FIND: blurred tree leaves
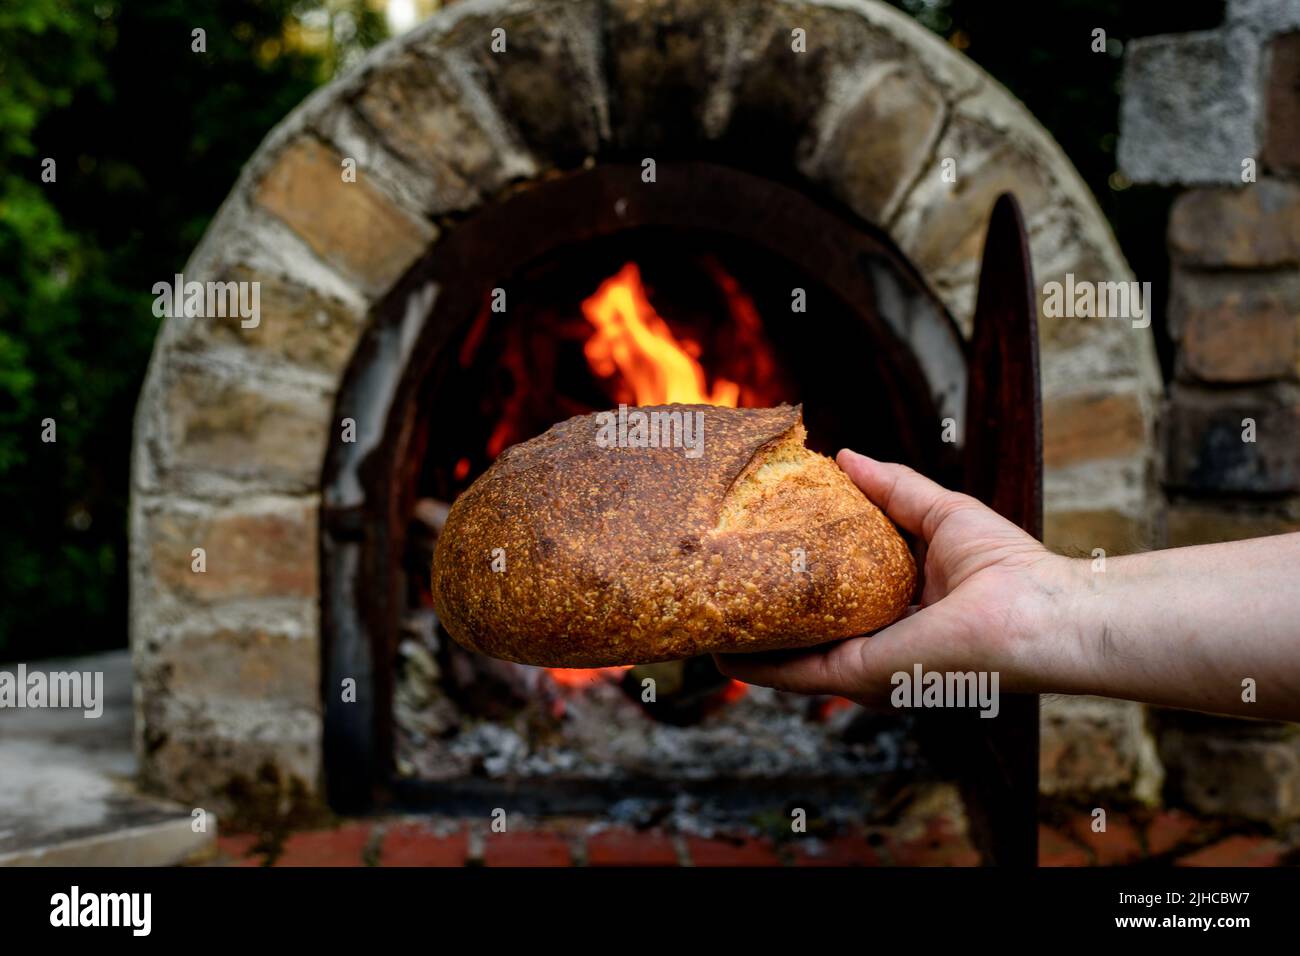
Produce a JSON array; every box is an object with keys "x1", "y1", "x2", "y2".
[{"x1": 0, "y1": 0, "x2": 383, "y2": 660}]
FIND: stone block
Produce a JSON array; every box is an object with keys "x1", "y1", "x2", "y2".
[
  {"x1": 178, "y1": 267, "x2": 365, "y2": 377},
  {"x1": 1043, "y1": 391, "x2": 1147, "y2": 468},
  {"x1": 1228, "y1": 0, "x2": 1300, "y2": 36},
  {"x1": 815, "y1": 63, "x2": 945, "y2": 224},
  {"x1": 145, "y1": 498, "x2": 318, "y2": 604},
  {"x1": 1170, "y1": 268, "x2": 1300, "y2": 382},
  {"x1": 891, "y1": 106, "x2": 1054, "y2": 279},
  {"x1": 604, "y1": 0, "x2": 777, "y2": 149},
  {"x1": 1044, "y1": 508, "x2": 1151, "y2": 557},
  {"x1": 1118, "y1": 29, "x2": 1261, "y2": 186},
  {"x1": 727, "y1": 2, "x2": 923, "y2": 168},
  {"x1": 1163, "y1": 383, "x2": 1300, "y2": 493},
  {"x1": 254, "y1": 138, "x2": 433, "y2": 292},
  {"x1": 1039, "y1": 696, "x2": 1163, "y2": 803},
  {"x1": 1158, "y1": 722, "x2": 1300, "y2": 822},
  {"x1": 152, "y1": 627, "x2": 318, "y2": 711},
  {"x1": 1169, "y1": 180, "x2": 1300, "y2": 267},
  {"x1": 1263, "y1": 31, "x2": 1300, "y2": 174},
  {"x1": 436, "y1": 0, "x2": 606, "y2": 162},
  {"x1": 353, "y1": 47, "x2": 528, "y2": 208},
  {"x1": 159, "y1": 361, "x2": 332, "y2": 493},
  {"x1": 139, "y1": 721, "x2": 322, "y2": 823},
  {"x1": 1167, "y1": 500, "x2": 1300, "y2": 547},
  {"x1": 1175, "y1": 834, "x2": 1290, "y2": 866}
]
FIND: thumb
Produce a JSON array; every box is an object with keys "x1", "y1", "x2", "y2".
[{"x1": 837, "y1": 449, "x2": 966, "y2": 541}]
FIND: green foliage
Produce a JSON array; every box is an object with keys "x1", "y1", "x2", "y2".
[{"x1": 0, "y1": 0, "x2": 381, "y2": 660}]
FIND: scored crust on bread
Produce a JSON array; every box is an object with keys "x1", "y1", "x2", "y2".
[{"x1": 431, "y1": 404, "x2": 917, "y2": 668}]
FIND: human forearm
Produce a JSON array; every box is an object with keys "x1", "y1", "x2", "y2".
[{"x1": 1032, "y1": 534, "x2": 1300, "y2": 720}]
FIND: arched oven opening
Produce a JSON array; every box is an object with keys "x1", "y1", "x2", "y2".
[{"x1": 321, "y1": 162, "x2": 970, "y2": 826}]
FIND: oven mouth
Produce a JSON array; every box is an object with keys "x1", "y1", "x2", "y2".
[{"x1": 320, "y1": 162, "x2": 968, "y2": 815}]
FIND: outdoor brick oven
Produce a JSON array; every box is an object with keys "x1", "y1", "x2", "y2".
[{"x1": 128, "y1": 0, "x2": 1163, "y2": 853}]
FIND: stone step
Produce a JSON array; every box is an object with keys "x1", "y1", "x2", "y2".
[{"x1": 0, "y1": 650, "x2": 216, "y2": 867}]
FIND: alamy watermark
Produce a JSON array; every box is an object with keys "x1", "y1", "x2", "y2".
[
  {"x1": 1041, "y1": 273, "x2": 1151, "y2": 329},
  {"x1": 890, "y1": 664, "x2": 1000, "y2": 718},
  {"x1": 595, "y1": 404, "x2": 705, "y2": 459},
  {"x1": 151, "y1": 273, "x2": 260, "y2": 328},
  {"x1": 50, "y1": 886, "x2": 151, "y2": 936},
  {"x1": 0, "y1": 663, "x2": 104, "y2": 718}
]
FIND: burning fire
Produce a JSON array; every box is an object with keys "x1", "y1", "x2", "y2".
[
  {"x1": 582, "y1": 262, "x2": 741, "y2": 407},
  {"x1": 547, "y1": 666, "x2": 631, "y2": 688}
]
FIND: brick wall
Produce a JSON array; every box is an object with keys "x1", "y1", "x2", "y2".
[{"x1": 1121, "y1": 1, "x2": 1300, "y2": 824}]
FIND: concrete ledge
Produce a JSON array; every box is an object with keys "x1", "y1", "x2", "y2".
[
  {"x1": 0, "y1": 651, "x2": 217, "y2": 867},
  {"x1": 0, "y1": 815, "x2": 215, "y2": 868}
]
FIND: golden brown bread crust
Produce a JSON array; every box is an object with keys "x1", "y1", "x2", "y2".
[{"x1": 431, "y1": 404, "x2": 916, "y2": 667}]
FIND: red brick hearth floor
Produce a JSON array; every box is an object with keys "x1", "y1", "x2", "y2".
[{"x1": 213, "y1": 805, "x2": 1300, "y2": 867}]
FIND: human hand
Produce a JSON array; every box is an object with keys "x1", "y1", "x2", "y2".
[{"x1": 714, "y1": 449, "x2": 1068, "y2": 708}]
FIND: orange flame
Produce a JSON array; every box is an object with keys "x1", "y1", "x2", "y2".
[
  {"x1": 581, "y1": 262, "x2": 740, "y2": 407},
  {"x1": 721, "y1": 679, "x2": 749, "y2": 705},
  {"x1": 547, "y1": 666, "x2": 633, "y2": 688}
]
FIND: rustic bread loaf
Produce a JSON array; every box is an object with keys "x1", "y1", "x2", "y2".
[{"x1": 431, "y1": 404, "x2": 916, "y2": 667}]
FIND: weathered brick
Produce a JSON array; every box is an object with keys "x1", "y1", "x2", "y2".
[
  {"x1": 147, "y1": 500, "x2": 317, "y2": 603},
  {"x1": 1040, "y1": 696, "x2": 1163, "y2": 802},
  {"x1": 1175, "y1": 834, "x2": 1289, "y2": 867},
  {"x1": 1118, "y1": 30, "x2": 1262, "y2": 186},
  {"x1": 275, "y1": 824, "x2": 373, "y2": 866},
  {"x1": 353, "y1": 51, "x2": 515, "y2": 209},
  {"x1": 733, "y1": 2, "x2": 892, "y2": 155},
  {"x1": 890, "y1": 814, "x2": 981, "y2": 867},
  {"x1": 585, "y1": 827, "x2": 679, "y2": 866},
  {"x1": 1167, "y1": 501, "x2": 1300, "y2": 547},
  {"x1": 139, "y1": 726, "x2": 322, "y2": 821},
  {"x1": 1169, "y1": 180, "x2": 1300, "y2": 268},
  {"x1": 1263, "y1": 32, "x2": 1300, "y2": 175},
  {"x1": 1034, "y1": 251, "x2": 1122, "y2": 352},
  {"x1": 153, "y1": 627, "x2": 318, "y2": 711},
  {"x1": 1065, "y1": 812, "x2": 1143, "y2": 866},
  {"x1": 1037, "y1": 824, "x2": 1090, "y2": 867},
  {"x1": 438, "y1": 1, "x2": 605, "y2": 162},
  {"x1": 604, "y1": 0, "x2": 773, "y2": 148},
  {"x1": 1159, "y1": 726, "x2": 1300, "y2": 822},
  {"x1": 685, "y1": 835, "x2": 781, "y2": 867},
  {"x1": 1043, "y1": 391, "x2": 1147, "y2": 467},
  {"x1": 1163, "y1": 384, "x2": 1300, "y2": 493},
  {"x1": 893, "y1": 109, "x2": 1054, "y2": 278},
  {"x1": 161, "y1": 363, "x2": 331, "y2": 492},
  {"x1": 1144, "y1": 809, "x2": 1210, "y2": 857},
  {"x1": 482, "y1": 830, "x2": 573, "y2": 867},
  {"x1": 182, "y1": 267, "x2": 364, "y2": 377},
  {"x1": 817, "y1": 64, "x2": 945, "y2": 223},
  {"x1": 789, "y1": 833, "x2": 883, "y2": 866},
  {"x1": 216, "y1": 833, "x2": 264, "y2": 867},
  {"x1": 1044, "y1": 508, "x2": 1151, "y2": 557},
  {"x1": 255, "y1": 138, "x2": 433, "y2": 291},
  {"x1": 1170, "y1": 268, "x2": 1299, "y2": 383},
  {"x1": 380, "y1": 823, "x2": 468, "y2": 867}
]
